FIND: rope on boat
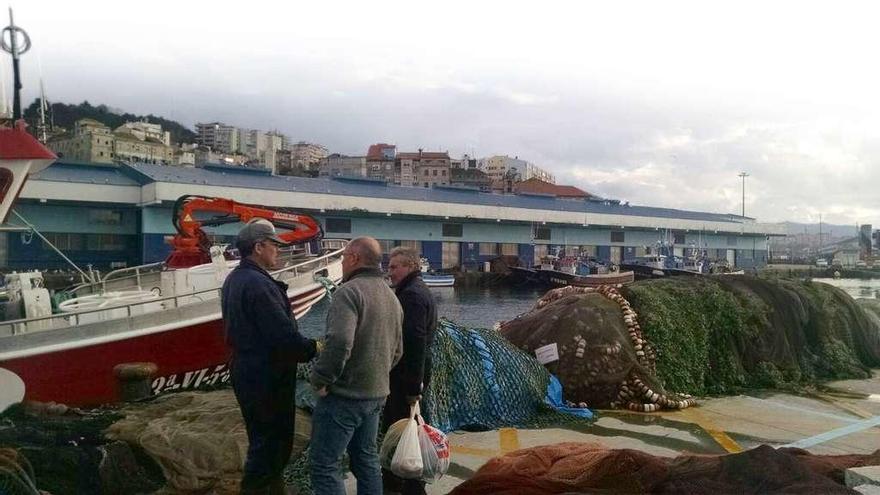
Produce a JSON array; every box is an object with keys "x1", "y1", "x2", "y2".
[{"x1": 315, "y1": 276, "x2": 338, "y2": 302}]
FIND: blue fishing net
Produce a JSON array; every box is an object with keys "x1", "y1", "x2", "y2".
[{"x1": 422, "y1": 320, "x2": 569, "y2": 432}]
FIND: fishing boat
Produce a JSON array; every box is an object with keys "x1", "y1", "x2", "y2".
[
  {"x1": 510, "y1": 254, "x2": 634, "y2": 288},
  {"x1": 619, "y1": 254, "x2": 701, "y2": 279},
  {"x1": 420, "y1": 258, "x2": 455, "y2": 287},
  {"x1": 0, "y1": 124, "x2": 345, "y2": 408}
]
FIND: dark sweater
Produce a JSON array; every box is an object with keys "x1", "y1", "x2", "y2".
[
  {"x1": 390, "y1": 270, "x2": 438, "y2": 396},
  {"x1": 221, "y1": 258, "x2": 317, "y2": 402}
]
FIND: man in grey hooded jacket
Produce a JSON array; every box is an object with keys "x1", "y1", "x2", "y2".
[{"x1": 309, "y1": 236, "x2": 403, "y2": 495}]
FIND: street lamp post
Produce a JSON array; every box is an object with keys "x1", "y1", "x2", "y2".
[{"x1": 738, "y1": 172, "x2": 749, "y2": 218}]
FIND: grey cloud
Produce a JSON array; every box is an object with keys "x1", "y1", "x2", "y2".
[{"x1": 18, "y1": 29, "x2": 880, "y2": 226}]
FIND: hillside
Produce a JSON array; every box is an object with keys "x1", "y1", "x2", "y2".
[
  {"x1": 770, "y1": 221, "x2": 861, "y2": 238},
  {"x1": 23, "y1": 99, "x2": 196, "y2": 145}
]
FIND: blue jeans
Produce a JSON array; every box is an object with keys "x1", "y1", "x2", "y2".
[{"x1": 310, "y1": 393, "x2": 386, "y2": 495}]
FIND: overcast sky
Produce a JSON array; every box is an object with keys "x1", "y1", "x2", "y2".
[{"x1": 9, "y1": 1, "x2": 880, "y2": 226}]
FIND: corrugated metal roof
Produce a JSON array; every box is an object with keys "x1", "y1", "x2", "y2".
[
  {"x1": 117, "y1": 162, "x2": 747, "y2": 224},
  {"x1": 31, "y1": 161, "x2": 141, "y2": 186}
]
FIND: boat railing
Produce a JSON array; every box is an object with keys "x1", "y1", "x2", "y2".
[
  {"x1": 69, "y1": 239, "x2": 347, "y2": 296},
  {"x1": 1, "y1": 241, "x2": 346, "y2": 337},
  {"x1": 99, "y1": 262, "x2": 166, "y2": 292},
  {"x1": 270, "y1": 242, "x2": 343, "y2": 280}
]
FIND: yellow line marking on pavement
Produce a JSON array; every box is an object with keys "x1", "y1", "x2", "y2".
[
  {"x1": 449, "y1": 444, "x2": 497, "y2": 457},
  {"x1": 811, "y1": 392, "x2": 874, "y2": 419},
  {"x1": 499, "y1": 427, "x2": 521, "y2": 453},
  {"x1": 602, "y1": 407, "x2": 743, "y2": 453},
  {"x1": 675, "y1": 407, "x2": 743, "y2": 453}
]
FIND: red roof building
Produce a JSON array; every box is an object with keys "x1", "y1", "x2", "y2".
[
  {"x1": 366, "y1": 143, "x2": 396, "y2": 160},
  {"x1": 515, "y1": 177, "x2": 593, "y2": 199}
]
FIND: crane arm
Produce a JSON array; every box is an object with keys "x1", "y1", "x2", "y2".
[{"x1": 166, "y1": 195, "x2": 323, "y2": 268}]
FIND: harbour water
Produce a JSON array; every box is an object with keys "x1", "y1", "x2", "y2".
[
  {"x1": 298, "y1": 285, "x2": 546, "y2": 338},
  {"x1": 813, "y1": 278, "x2": 880, "y2": 300},
  {"x1": 299, "y1": 277, "x2": 880, "y2": 338}
]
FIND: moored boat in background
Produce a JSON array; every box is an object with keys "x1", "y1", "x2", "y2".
[
  {"x1": 420, "y1": 258, "x2": 455, "y2": 287},
  {"x1": 509, "y1": 254, "x2": 634, "y2": 288}
]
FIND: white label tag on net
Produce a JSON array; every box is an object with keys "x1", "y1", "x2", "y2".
[{"x1": 534, "y1": 343, "x2": 560, "y2": 365}]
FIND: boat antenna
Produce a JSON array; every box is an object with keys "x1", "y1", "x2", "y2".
[{"x1": 1, "y1": 8, "x2": 30, "y2": 121}]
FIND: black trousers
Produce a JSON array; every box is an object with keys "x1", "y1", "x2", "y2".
[
  {"x1": 234, "y1": 380, "x2": 297, "y2": 491},
  {"x1": 382, "y1": 384, "x2": 427, "y2": 495}
]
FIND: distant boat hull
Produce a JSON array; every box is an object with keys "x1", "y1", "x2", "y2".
[
  {"x1": 619, "y1": 263, "x2": 704, "y2": 280},
  {"x1": 423, "y1": 274, "x2": 455, "y2": 287},
  {"x1": 509, "y1": 266, "x2": 634, "y2": 288}
]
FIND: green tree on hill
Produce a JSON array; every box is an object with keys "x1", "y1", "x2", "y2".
[{"x1": 23, "y1": 99, "x2": 197, "y2": 145}]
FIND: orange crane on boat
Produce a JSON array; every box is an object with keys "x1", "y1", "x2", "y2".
[{"x1": 165, "y1": 195, "x2": 323, "y2": 268}]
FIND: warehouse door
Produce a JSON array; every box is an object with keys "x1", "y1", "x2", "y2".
[
  {"x1": 442, "y1": 242, "x2": 460, "y2": 269},
  {"x1": 610, "y1": 246, "x2": 622, "y2": 264}
]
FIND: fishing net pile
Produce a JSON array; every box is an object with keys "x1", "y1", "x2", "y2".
[
  {"x1": 106, "y1": 391, "x2": 246, "y2": 493},
  {"x1": 106, "y1": 389, "x2": 311, "y2": 494},
  {"x1": 450, "y1": 442, "x2": 880, "y2": 495},
  {"x1": 623, "y1": 276, "x2": 880, "y2": 395},
  {"x1": 420, "y1": 320, "x2": 559, "y2": 432},
  {"x1": 501, "y1": 285, "x2": 695, "y2": 412},
  {"x1": 0, "y1": 402, "x2": 163, "y2": 495},
  {"x1": 0, "y1": 448, "x2": 38, "y2": 495}
]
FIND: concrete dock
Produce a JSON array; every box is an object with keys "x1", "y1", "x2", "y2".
[{"x1": 345, "y1": 371, "x2": 880, "y2": 494}]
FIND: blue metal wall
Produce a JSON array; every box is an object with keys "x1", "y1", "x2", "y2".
[
  {"x1": 596, "y1": 245, "x2": 611, "y2": 262},
  {"x1": 142, "y1": 234, "x2": 172, "y2": 263},
  {"x1": 421, "y1": 241, "x2": 442, "y2": 269},
  {"x1": 5, "y1": 203, "x2": 141, "y2": 270},
  {"x1": 6, "y1": 231, "x2": 140, "y2": 270},
  {"x1": 518, "y1": 244, "x2": 535, "y2": 268}
]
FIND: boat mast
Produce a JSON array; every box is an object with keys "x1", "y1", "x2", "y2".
[
  {"x1": 0, "y1": 53, "x2": 7, "y2": 121},
  {"x1": 1, "y1": 8, "x2": 30, "y2": 121},
  {"x1": 37, "y1": 78, "x2": 47, "y2": 142}
]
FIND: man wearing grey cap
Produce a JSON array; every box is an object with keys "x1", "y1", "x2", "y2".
[{"x1": 222, "y1": 218, "x2": 320, "y2": 495}]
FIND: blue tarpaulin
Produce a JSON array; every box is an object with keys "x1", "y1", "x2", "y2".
[{"x1": 544, "y1": 374, "x2": 594, "y2": 419}]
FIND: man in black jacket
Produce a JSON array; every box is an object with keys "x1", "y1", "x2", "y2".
[
  {"x1": 221, "y1": 219, "x2": 320, "y2": 495},
  {"x1": 383, "y1": 246, "x2": 438, "y2": 495}
]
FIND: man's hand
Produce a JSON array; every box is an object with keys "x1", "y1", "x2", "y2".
[
  {"x1": 316, "y1": 386, "x2": 329, "y2": 397},
  {"x1": 406, "y1": 394, "x2": 422, "y2": 405}
]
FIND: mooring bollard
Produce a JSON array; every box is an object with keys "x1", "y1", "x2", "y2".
[{"x1": 113, "y1": 362, "x2": 158, "y2": 401}]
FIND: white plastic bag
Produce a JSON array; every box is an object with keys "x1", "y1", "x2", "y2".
[
  {"x1": 416, "y1": 418, "x2": 450, "y2": 482},
  {"x1": 380, "y1": 401, "x2": 451, "y2": 482},
  {"x1": 389, "y1": 403, "x2": 424, "y2": 478},
  {"x1": 379, "y1": 418, "x2": 408, "y2": 471}
]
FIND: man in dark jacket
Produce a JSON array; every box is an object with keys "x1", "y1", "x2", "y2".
[
  {"x1": 382, "y1": 246, "x2": 438, "y2": 495},
  {"x1": 221, "y1": 219, "x2": 319, "y2": 495}
]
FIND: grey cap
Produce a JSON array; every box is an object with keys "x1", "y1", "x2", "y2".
[{"x1": 237, "y1": 218, "x2": 288, "y2": 245}]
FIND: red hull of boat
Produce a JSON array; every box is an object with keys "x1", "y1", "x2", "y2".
[{"x1": 0, "y1": 286, "x2": 327, "y2": 407}]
